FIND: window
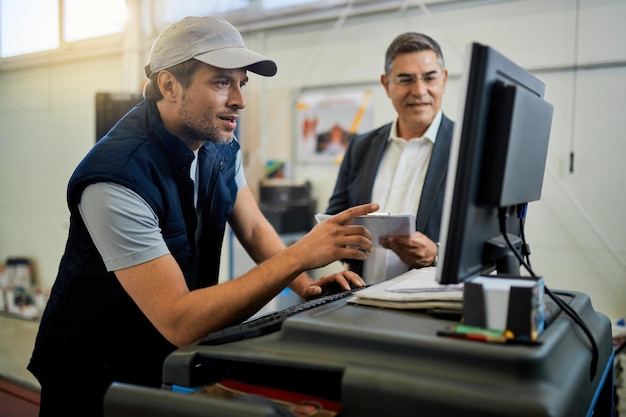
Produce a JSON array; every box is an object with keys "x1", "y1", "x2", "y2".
[
  {"x1": 0, "y1": 0, "x2": 126, "y2": 58},
  {"x1": 64, "y1": 0, "x2": 126, "y2": 42},
  {"x1": 1, "y1": 0, "x2": 59, "y2": 57}
]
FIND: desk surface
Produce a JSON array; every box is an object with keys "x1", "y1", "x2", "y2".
[{"x1": 162, "y1": 290, "x2": 613, "y2": 417}]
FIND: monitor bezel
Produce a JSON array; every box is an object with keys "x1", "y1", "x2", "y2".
[{"x1": 436, "y1": 42, "x2": 548, "y2": 284}]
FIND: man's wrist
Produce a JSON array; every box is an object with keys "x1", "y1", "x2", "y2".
[{"x1": 432, "y1": 242, "x2": 440, "y2": 266}]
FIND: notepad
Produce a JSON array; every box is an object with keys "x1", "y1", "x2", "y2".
[{"x1": 315, "y1": 212, "x2": 414, "y2": 247}]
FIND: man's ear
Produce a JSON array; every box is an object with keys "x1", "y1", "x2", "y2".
[
  {"x1": 381, "y1": 73, "x2": 391, "y2": 97},
  {"x1": 157, "y1": 70, "x2": 179, "y2": 102}
]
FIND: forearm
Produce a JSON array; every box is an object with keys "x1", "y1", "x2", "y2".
[
  {"x1": 289, "y1": 272, "x2": 315, "y2": 298},
  {"x1": 239, "y1": 218, "x2": 287, "y2": 264},
  {"x1": 242, "y1": 223, "x2": 314, "y2": 298},
  {"x1": 124, "y1": 203, "x2": 378, "y2": 347},
  {"x1": 171, "y1": 250, "x2": 304, "y2": 344}
]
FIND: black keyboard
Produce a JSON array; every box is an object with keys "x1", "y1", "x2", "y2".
[{"x1": 199, "y1": 287, "x2": 365, "y2": 346}]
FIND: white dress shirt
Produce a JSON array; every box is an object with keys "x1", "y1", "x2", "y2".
[{"x1": 364, "y1": 111, "x2": 442, "y2": 283}]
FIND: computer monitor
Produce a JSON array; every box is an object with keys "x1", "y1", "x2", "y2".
[{"x1": 436, "y1": 43, "x2": 553, "y2": 284}]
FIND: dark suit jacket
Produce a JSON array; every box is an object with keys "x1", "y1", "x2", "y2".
[{"x1": 325, "y1": 114, "x2": 454, "y2": 275}]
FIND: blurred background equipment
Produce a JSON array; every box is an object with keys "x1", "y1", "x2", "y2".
[{"x1": 259, "y1": 179, "x2": 316, "y2": 234}]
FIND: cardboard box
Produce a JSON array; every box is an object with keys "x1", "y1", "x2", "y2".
[{"x1": 463, "y1": 275, "x2": 545, "y2": 341}]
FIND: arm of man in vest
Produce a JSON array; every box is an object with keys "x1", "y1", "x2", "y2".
[
  {"x1": 100, "y1": 184, "x2": 377, "y2": 347},
  {"x1": 228, "y1": 185, "x2": 370, "y2": 299}
]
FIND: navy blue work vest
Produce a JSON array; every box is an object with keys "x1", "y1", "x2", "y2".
[{"x1": 28, "y1": 100, "x2": 240, "y2": 389}]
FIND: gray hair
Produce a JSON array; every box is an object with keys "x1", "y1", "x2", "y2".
[{"x1": 384, "y1": 32, "x2": 445, "y2": 74}]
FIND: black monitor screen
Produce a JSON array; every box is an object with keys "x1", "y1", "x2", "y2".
[{"x1": 436, "y1": 43, "x2": 553, "y2": 284}]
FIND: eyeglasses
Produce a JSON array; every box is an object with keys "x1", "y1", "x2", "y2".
[{"x1": 390, "y1": 72, "x2": 442, "y2": 87}]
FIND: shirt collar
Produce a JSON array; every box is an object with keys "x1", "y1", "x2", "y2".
[{"x1": 388, "y1": 110, "x2": 443, "y2": 144}]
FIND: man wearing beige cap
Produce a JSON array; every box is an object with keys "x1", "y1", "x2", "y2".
[{"x1": 29, "y1": 16, "x2": 376, "y2": 416}]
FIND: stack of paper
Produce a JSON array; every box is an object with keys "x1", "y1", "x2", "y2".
[{"x1": 348, "y1": 267, "x2": 463, "y2": 310}]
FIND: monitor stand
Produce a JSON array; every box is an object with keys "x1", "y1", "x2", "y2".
[{"x1": 483, "y1": 234, "x2": 522, "y2": 275}]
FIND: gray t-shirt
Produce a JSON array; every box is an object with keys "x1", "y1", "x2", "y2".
[{"x1": 79, "y1": 149, "x2": 246, "y2": 272}]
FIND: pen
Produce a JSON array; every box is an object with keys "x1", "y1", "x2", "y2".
[{"x1": 437, "y1": 328, "x2": 539, "y2": 345}]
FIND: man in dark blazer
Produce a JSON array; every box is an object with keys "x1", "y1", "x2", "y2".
[{"x1": 326, "y1": 32, "x2": 453, "y2": 283}]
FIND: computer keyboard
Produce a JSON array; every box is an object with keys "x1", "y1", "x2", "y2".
[{"x1": 199, "y1": 287, "x2": 365, "y2": 346}]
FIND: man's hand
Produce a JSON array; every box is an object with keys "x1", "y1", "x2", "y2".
[
  {"x1": 289, "y1": 203, "x2": 379, "y2": 271},
  {"x1": 299, "y1": 270, "x2": 366, "y2": 300},
  {"x1": 379, "y1": 231, "x2": 437, "y2": 268}
]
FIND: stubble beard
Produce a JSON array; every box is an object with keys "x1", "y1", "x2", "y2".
[
  {"x1": 179, "y1": 97, "x2": 233, "y2": 145},
  {"x1": 181, "y1": 123, "x2": 231, "y2": 145}
]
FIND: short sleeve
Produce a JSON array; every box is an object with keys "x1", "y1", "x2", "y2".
[
  {"x1": 234, "y1": 148, "x2": 246, "y2": 190},
  {"x1": 78, "y1": 182, "x2": 170, "y2": 271}
]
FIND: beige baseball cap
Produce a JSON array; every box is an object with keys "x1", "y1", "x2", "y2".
[{"x1": 145, "y1": 16, "x2": 277, "y2": 78}]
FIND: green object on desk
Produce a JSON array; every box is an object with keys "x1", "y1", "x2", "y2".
[
  {"x1": 438, "y1": 324, "x2": 537, "y2": 345},
  {"x1": 452, "y1": 324, "x2": 508, "y2": 338}
]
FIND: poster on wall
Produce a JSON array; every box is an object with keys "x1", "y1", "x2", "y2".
[{"x1": 296, "y1": 85, "x2": 374, "y2": 164}]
